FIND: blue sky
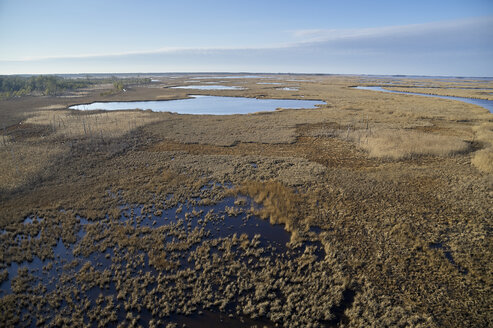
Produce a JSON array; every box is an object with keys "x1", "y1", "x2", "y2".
[{"x1": 0, "y1": 0, "x2": 492, "y2": 76}]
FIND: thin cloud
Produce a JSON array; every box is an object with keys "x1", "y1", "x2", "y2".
[
  {"x1": 1, "y1": 16, "x2": 492, "y2": 76},
  {"x1": 2, "y1": 44, "x2": 291, "y2": 62},
  {"x1": 4, "y1": 16, "x2": 491, "y2": 63},
  {"x1": 291, "y1": 16, "x2": 493, "y2": 43}
]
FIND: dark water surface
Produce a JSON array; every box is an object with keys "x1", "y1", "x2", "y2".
[{"x1": 1, "y1": 195, "x2": 325, "y2": 327}]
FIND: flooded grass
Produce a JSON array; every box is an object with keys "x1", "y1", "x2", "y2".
[{"x1": 1, "y1": 194, "x2": 332, "y2": 327}]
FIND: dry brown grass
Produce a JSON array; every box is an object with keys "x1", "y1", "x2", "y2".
[
  {"x1": 473, "y1": 122, "x2": 493, "y2": 145},
  {"x1": 0, "y1": 142, "x2": 66, "y2": 191},
  {"x1": 354, "y1": 129, "x2": 470, "y2": 159},
  {"x1": 0, "y1": 135, "x2": 12, "y2": 147},
  {"x1": 235, "y1": 180, "x2": 303, "y2": 233},
  {"x1": 471, "y1": 149, "x2": 493, "y2": 173},
  {"x1": 23, "y1": 110, "x2": 162, "y2": 140},
  {"x1": 471, "y1": 122, "x2": 493, "y2": 173}
]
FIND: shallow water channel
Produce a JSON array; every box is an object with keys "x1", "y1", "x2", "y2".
[
  {"x1": 69, "y1": 95, "x2": 325, "y2": 114},
  {"x1": 0, "y1": 193, "x2": 326, "y2": 327},
  {"x1": 355, "y1": 86, "x2": 493, "y2": 113}
]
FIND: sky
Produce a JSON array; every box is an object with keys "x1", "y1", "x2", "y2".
[{"x1": 0, "y1": 0, "x2": 492, "y2": 76}]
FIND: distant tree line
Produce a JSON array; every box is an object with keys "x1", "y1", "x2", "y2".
[
  {"x1": 108, "y1": 76, "x2": 151, "y2": 92},
  {"x1": 0, "y1": 75, "x2": 151, "y2": 99}
]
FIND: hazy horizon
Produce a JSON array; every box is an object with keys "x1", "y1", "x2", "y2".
[
  {"x1": 1, "y1": 0, "x2": 492, "y2": 76},
  {"x1": 3, "y1": 72, "x2": 493, "y2": 79}
]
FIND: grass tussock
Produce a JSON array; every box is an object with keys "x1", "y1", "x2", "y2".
[
  {"x1": 471, "y1": 149, "x2": 493, "y2": 173},
  {"x1": 353, "y1": 129, "x2": 469, "y2": 159},
  {"x1": 0, "y1": 134, "x2": 12, "y2": 147},
  {"x1": 471, "y1": 122, "x2": 493, "y2": 173},
  {"x1": 473, "y1": 122, "x2": 493, "y2": 144},
  {"x1": 236, "y1": 180, "x2": 301, "y2": 232}
]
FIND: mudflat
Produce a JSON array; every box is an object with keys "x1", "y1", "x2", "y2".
[{"x1": 1, "y1": 74, "x2": 492, "y2": 327}]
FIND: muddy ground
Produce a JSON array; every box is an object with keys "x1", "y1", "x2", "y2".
[{"x1": 0, "y1": 74, "x2": 492, "y2": 327}]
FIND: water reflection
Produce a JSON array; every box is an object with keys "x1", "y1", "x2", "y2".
[{"x1": 70, "y1": 95, "x2": 325, "y2": 115}]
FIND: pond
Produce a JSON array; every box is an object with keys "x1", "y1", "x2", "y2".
[
  {"x1": 69, "y1": 95, "x2": 325, "y2": 115},
  {"x1": 355, "y1": 86, "x2": 493, "y2": 113},
  {"x1": 191, "y1": 75, "x2": 265, "y2": 79},
  {"x1": 170, "y1": 85, "x2": 244, "y2": 90},
  {"x1": 278, "y1": 87, "x2": 299, "y2": 91}
]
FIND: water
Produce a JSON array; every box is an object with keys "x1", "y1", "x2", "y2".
[
  {"x1": 355, "y1": 86, "x2": 493, "y2": 113},
  {"x1": 116, "y1": 196, "x2": 292, "y2": 252},
  {"x1": 0, "y1": 195, "x2": 326, "y2": 327},
  {"x1": 278, "y1": 87, "x2": 299, "y2": 91},
  {"x1": 287, "y1": 79, "x2": 313, "y2": 82},
  {"x1": 360, "y1": 74, "x2": 493, "y2": 82},
  {"x1": 190, "y1": 75, "x2": 265, "y2": 79},
  {"x1": 69, "y1": 95, "x2": 325, "y2": 115},
  {"x1": 170, "y1": 85, "x2": 244, "y2": 90}
]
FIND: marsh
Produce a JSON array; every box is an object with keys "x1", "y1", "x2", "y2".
[{"x1": 1, "y1": 74, "x2": 492, "y2": 327}]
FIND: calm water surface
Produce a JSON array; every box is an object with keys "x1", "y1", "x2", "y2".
[
  {"x1": 170, "y1": 85, "x2": 244, "y2": 90},
  {"x1": 69, "y1": 95, "x2": 325, "y2": 115},
  {"x1": 355, "y1": 86, "x2": 493, "y2": 113},
  {"x1": 278, "y1": 87, "x2": 299, "y2": 91},
  {"x1": 190, "y1": 75, "x2": 265, "y2": 79}
]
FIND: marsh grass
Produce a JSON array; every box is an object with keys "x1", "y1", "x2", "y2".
[
  {"x1": 1, "y1": 134, "x2": 12, "y2": 147},
  {"x1": 471, "y1": 123, "x2": 493, "y2": 173},
  {"x1": 357, "y1": 129, "x2": 470, "y2": 159},
  {"x1": 0, "y1": 142, "x2": 66, "y2": 191},
  {"x1": 24, "y1": 110, "x2": 161, "y2": 140},
  {"x1": 0, "y1": 109, "x2": 163, "y2": 192},
  {"x1": 236, "y1": 180, "x2": 303, "y2": 234},
  {"x1": 471, "y1": 149, "x2": 493, "y2": 173},
  {"x1": 313, "y1": 114, "x2": 471, "y2": 160},
  {"x1": 1, "y1": 75, "x2": 492, "y2": 327}
]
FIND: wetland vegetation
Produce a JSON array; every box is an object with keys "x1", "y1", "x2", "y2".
[{"x1": 0, "y1": 74, "x2": 492, "y2": 327}]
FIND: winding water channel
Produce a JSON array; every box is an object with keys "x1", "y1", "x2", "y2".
[{"x1": 355, "y1": 86, "x2": 493, "y2": 113}]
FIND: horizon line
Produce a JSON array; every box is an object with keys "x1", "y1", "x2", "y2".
[{"x1": 1, "y1": 72, "x2": 492, "y2": 79}]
